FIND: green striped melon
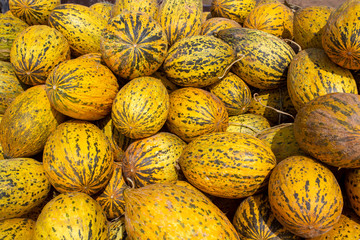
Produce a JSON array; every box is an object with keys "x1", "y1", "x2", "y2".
[
  {"x1": 200, "y1": 17, "x2": 241, "y2": 36},
  {"x1": 111, "y1": 76, "x2": 169, "y2": 139},
  {"x1": 211, "y1": 0, "x2": 256, "y2": 24},
  {"x1": 0, "y1": 158, "x2": 51, "y2": 220},
  {"x1": 0, "y1": 218, "x2": 35, "y2": 239},
  {"x1": 287, "y1": 48, "x2": 358, "y2": 111},
  {"x1": 100, "y1": 11, "x2": 168, "y2": 80},
  {"x1": 216, "y1": 27, "x2": 295, "y2": 89},
  {"x1": 0, "y1": 14, "x2": 28, "y2": 61},
  {"x1": 43, "y1": 120, "x2": 114, "y2": 195},
  {"x1": 124, "y1": 183, "x2": 240, "y2": 239},
  {"x1": 226, "y1": 113, "x2": 271, "y2": 136},
  {"x1": 268, "y1": 155, "x2": 343, "y2": 238},
  {"x1": 10, "y1": 25, "x2": 70, "y2": 86},
  {"x1": 163, "y1": 35, "x2": 236, "y2": 87},
  {"x1": 233, "y1": 192, "x2": 300, "y2": 239},
  {"x1": 34, "y1": 192, "x2": 108, "y2": 240},
  {"x1": 9, "y1": 0, "x2": 60, "y2": 25},
  {"x1": 122, "y1": 132, "x2": 186, "y2": 188},
  {"x1": 179, "y1": 131, "x2": 276, "y2": 198},
  {"x1": 158, "y1": 0, "x2": 202, "y2": 46},
  {"x1": 112, "y1": 0, "x2": 158, "y2": 19},
  {"x1": 166, "y1": 87, "x2": 229, "y2": 142},
  {"x1": 294, "y1": 92, "x2": 360, "y2": 168},
  {"x1": 48, "y1": 4, "x2": 107, "y2": 56}
]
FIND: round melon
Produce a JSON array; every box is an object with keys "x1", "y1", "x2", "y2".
[
  {"x1": 34, "y1": 192, "x2": 108, "y2": 240},
  {"x1": 43, "y1": 120, "x2": 114, "y2": 195},
  {"x1": 179, "y1": 131, "x2": 276, "y2": 199},
  {"x1": 166, "y1": 87, "x2": 229, "y2": 142},
  {"x1": 0, "y1": 218, "x2": 35, "y2": 240},
  {"x1": 243, "y1": 2, "x2": 294, "y2": 39},
  {"x1": 111, "y1": 76, "x2": 169, "y2": 139},
  {"x1": 211, "y1": 0, "x2": 256, "y2": 24},
  {"x1": 10, "y1": 25, "x2": 70, "y2": 86},
  {"x1": 268, "y1": 155, "x2": 343, "y2": 238},
  {"x1": 287, "y1": 48, "x2": 358, "y2": 111},
  {"x1": 101, "y1": 11, "x2": 168, "y2": 80},
  {"x1": 112, "y1": 0, "x2": 158, "y2": 19},
  {"x1": 200, "y1": 17, "x2": 241, "y2": 36},
  {"x1": 226, "y1": 113, "x2": 271, "y2": 136},
  {"x1": 294, "y1": 92, "x2": 360, "y2": 168}
]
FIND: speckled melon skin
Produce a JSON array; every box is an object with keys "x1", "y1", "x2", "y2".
[
  {"x1": 10, "y1": 25, "x2": 70, "y2": 86},
  {"x1": 109, "y1": 216, "x2": 126, "y2": 240},
  {"x1": 124, "y1": 183, "x2": 240, "y2": 239},
  {"x1": 200, "y1": 17, "x2": 241, "y2": 36},
  {"x1": 34, "y1": 192, "x2": 108, "y2": 240},
  {"x1": 48, "y1": 3, "x2": 107, "y2": 56},
  {"x1": 0, "y1": 158, "x2": 51, "y2": 220},
  {"x1": 43, "y1": 120, "x2": 114, "y2": 195},
  {"x1": 211, "y1": 0, "x2": 256, "y2": 24},
  {"x1": 345, "y1": 168, "x2": 360, "y2": 217},
  {"x1": 268, "y1": 155, "x2": 343, "y2": 238},
  {"x1": 0, "y1": 218, "x2": 35, "y2": 240},
  {"x1": 90, "y1": 2, "x2": 113, "y2": 20},
  {"x1": 179, "y1": 131, "x2": 276, "y2": 199},
  {"x1": 112, "y1": 0, "x2": 158, "y2": 19},
  {"x1": 226, "y1": 113, "x2": 271, "y2": 136}
]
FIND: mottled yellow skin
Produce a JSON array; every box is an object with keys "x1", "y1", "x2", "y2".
[
  {"x1": 122, "y1": 132, "x2": 186, "y2": 188},
  {"x1": 0, "y1": 218, "x2": 35, "y2": 240},
  {"x1": 0, "y1": 158, "x2": 51, "y2": 220},
  {"x1": 0, "y1": 115, "x2": 3, "y2": 159},
  {"x1": 112, "y1": 0, "x2": 158, "y2": 19},
  {"x1": 200, "y1": 17, "x2": 241, "y2": 36},
  {"x1": 43, "y1": 120, "x2": 114, "y2": 195},
  {"x1": 288, "y1": 48, "x2": 358, "y2": 111},
  {"x1": 158, "y1": 0, "x2": 202, "y2": 45},
  {"x1": 179, "y1": 131, "x2": 276, "y2": 198},
  {"x1": 345, "y1": 168, "x2": 360, "y2": 217},
  {"x1": 294, "y1": 6, "x2": 334, "y2": 49},
  {"x1": 34, "y1": 192, "x2": 108, "y2": 240},
  {"x1": 0, "y1": 61, "x2": 26, "y2": 114},
  {"x1": 268, "y1": 156, "x2": 343, "y2": 238},
  {"x1": 9, "y1": 0, "x2": 60, "y2": 25},
  {"x1": 244, "y1": 2, "x2": 294, "y2": 39},
  {"x1": 0, "y1": 85, "x2": 66, "y2": 158},
  {"x1": 10, "y1": 25, "x2": 70, "y2": 86},
  {"x1": 226, "y1": 113, "x2": 271, "y2": 136},
  {"x1": 124, "y1": 183, "x2": 240, "y2": 239},
  {"x1": 0, "y1": 14, "x2": 28, "y2": 61},
  {"x1": 211, "y1": 0, "x2": 256, "y2": 24},
  {"x1": 90, "y1": 2, "x2": 113, "y2": 20},
  {"x1": 45, "y1": 58, "x2": 119, "y2": 121},
  {"x1": 152, "y1": 71, "x2": 178, "y2": 93},
  {"x1": 48, "y1": 4, "x2": 107, "y2": 56},
  {"x1": 111, "y1": 76, "x2": 169, "y2": 139},
  {"x1": 109, "y1": 217, "x2": 126, "y2": 240}
]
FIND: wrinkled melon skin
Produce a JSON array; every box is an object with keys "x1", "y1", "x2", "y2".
[
  {"x1": 34, "y1": 192, "x2": 108, "y2": 240},
  {"x1": 124, "y1": 183, "x2": 240, "y2": 239},
  {"x1": 0, "y1": 158, "x2": 51, "y2": 220},
  {"x1": 0, "y1": 218, "x2": 35, "y2": 240}
]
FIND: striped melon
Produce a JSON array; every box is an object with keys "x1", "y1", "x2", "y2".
[
  {"x1": 109, "y1": 217, "x2": 126, "y2": 240},
  {"x1": 9, "y1": 0, "x2": 60, "y2": 25},
  {"x1": 0, "y1": 158, "x2": 51, "y2": 220},
  {"x1": 158, "y1": 0, "x2": 202, "y2": 46},
  {"x1": 111, "y1": 76, "x2": 169, "y2": 139},
  {"x1": 166, "y1": 87, "x2": 229, "y2": 142},
  {"x1": 10, "y1": 25, "x2": 70, "y2": 86},
  {"x1": 124, "y1": 183, "x2": 240, "y2": 239},
  {"x1": 43, "y1": 120, "x2": 114, "y2": 195},
  {"x1": 163, "y1": 35, "x2": 236, "y2": 87},
  {"x1": 287, "y1": 48, "x2": 358, "y2": 111},
  {"x1": 34, "y1": 192, "x2": 108, "y2": 240},
  {"x1": 45, "y1": 58, "x2": 119, "y2": 121},
  {"x1": 345, "y1": 168, "x2": 360, "y2": 217},
  {"x1": 294, "y1": 92, "x2": 360, "y2": 168},
  {"x1": 216, "y1": 27, "x2": 295, "y2": 89},
  {"x1": 179, "y1": 131, "x2": 276, "y2": 199},
  {"x1": 0, "y1": 85, "x2": 66, "y2": 158},
  {"x1": 293, "y1": 6, "x2": 334, "y2": 49},
  {"x1": 268, "y1": 155, "x2": 343, "y2": 238},
  {"x1": 48, "y1": 4, "x2": 107, "y2": 56},
  {"x1": 243, "y1": 2, "x2": 294, "y2": 39},
  {"x1": 100, "y1": 11, "x2": 168, "y2": 80},
  {"x1": 112, "y1": 0, "x2": 158, "y2": 19},
  {"x1": 0, "y1": 218, "x2": 35, "y2": 239},
  {"x1": 0, "y1": 61, "x2": 26, "y2": 114},
  {"x1": 200, "y1": 17, "x2": 241, "y2": 36},
  {"x1": 122, "y1": 132, "x2": 186, "y2": 188},
  {"x1": 0, "y1": 14, "x2": 28, "y2": 61},
  {"x1": 96, "y1": 162, "x2": 128, "y2": 219},
  {"x1": 233, "y1": 193, "x2": 300, "y2": 240},
  {"x1": 226, "y1": 113, "x2": 271, "y2": 136},
  {"x1": 208, "y1": 72, "x2": 252, "y2": 116},
  {"x1": 211, "y1": 0, "x2": 256, "y2": 24},
  {"x1": 90, "y1": 2, "x2": 113, "y2": 19}
]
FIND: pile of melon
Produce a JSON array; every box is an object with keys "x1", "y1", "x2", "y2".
[{"x1": 1, "y1": 0, "x2": 360, "y2": 239}]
